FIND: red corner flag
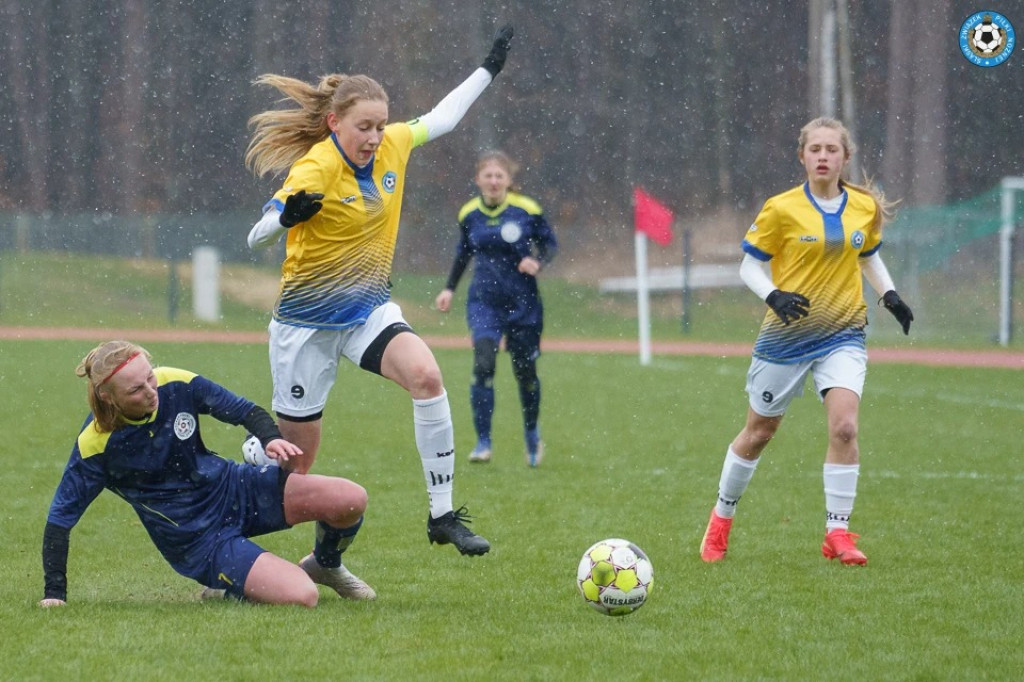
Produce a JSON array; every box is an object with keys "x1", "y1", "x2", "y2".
[{"x1": 633, "y1": 187, "x2": 674, "y2": 246}]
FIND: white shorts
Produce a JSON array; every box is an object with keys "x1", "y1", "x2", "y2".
[
  {"x1": 745, "y1": 345, "x2": 867, "y2": 417},
  {"x1": 268, "y1": 302, "x2": 409, "y2": 418}
]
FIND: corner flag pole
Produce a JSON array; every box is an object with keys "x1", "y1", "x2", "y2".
[{"x1": 635, "y1": 230, "x2": 652, "y2": 365}]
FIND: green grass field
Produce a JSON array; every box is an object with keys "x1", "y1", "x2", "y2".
[
  {"x1": 3, "y1": 250, "x2": 1022, "y2": 349},
  {"x1": 2, "y1": 338, "x2": 1022, "y2": 681},
  {"x1": 1, "y1": 251, "x2": 1022, "y2": 679}
]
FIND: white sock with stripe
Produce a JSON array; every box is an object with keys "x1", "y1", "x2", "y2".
[
  {"x1": 413, "y1": 392, "x2": 455, "y2": 519},
  {"x1": 714, "y1": 447, "x2": 759, "y2": 518},
  {"x1": 823, "y1": 463, "x2": 859, "y2": 531}
]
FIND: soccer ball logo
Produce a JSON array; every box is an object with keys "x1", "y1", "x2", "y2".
[
  {"x1": 576, "y1": 538, "x2": 653, "y2": 616},
  {"x1": 971, "y1": 16, "x2": 1004, "y2": 56}
]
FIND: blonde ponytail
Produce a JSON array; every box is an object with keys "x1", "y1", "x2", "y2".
[{"x1": 246, "y1": 73, "x2": 389, "y2": 177}]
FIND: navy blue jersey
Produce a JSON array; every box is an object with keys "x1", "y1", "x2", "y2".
[
  {"x1": 445, "y1": 192, "x2": 557, "y2": 329},
  {"x1": 46, "y1": 367, "x2": 260, "y2": 565}
]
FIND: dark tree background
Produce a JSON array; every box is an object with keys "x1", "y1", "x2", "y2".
[{"x1": 1, "y1": 0, "x2": 1022, "y2": 270}]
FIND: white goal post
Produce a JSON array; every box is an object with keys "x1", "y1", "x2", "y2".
[{"x1": 999, "y1": 176, "x2": 1024, "y2": 347}]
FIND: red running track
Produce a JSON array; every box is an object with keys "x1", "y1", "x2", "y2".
[{"x1": 2, "y1": 326, "x2": 1022, "y2": 370}]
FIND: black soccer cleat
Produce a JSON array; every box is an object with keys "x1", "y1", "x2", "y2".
[{"x1": 427, "y1": 506, "x2": 491, "y2": 556}]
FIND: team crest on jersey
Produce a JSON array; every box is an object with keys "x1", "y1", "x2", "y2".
[
  {"x1": 850, "y1": 230, "x2": 865, "y2": 249},
  {"x1": 173, "y1": 412, "x2": 197, "y2": 440},
  {"x1": 500, "y1": 221, "x2": 523, "y2": 243},
  {"x1": 381, "y1": 171, "x2": 397, "y2": 193}
]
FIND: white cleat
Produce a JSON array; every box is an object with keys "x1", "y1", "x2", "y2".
[
  {"x1": 299, "y1": 554, "x2": 377, "y2": 601},
  {"x1": 468, "y1": 447, "x2": 492, "y2": 463}
]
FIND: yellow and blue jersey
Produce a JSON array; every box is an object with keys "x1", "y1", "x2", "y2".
[
  {"x1": 46, "y1": 368, "x2": 258, "y2": 563},
  {"x1": 444, "y1": 192, "x2": 557, "y2": 329},
  {"x1": 265, "y1": 121, "x2": 428, "y2": 329},
  {"x1": 741, "y1": 182, "x2": 882, "y2": 363}
]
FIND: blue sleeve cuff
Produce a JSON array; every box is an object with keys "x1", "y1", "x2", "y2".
[
  {"x1": 262, "y1": 198, "x2": 285, "y2": 214},
  {"x1": 741, "y1": 240, "x2": 772, "y2": 262},
  {"x1": 860, "y1": 241, "x2": 882, "y2": 258}
]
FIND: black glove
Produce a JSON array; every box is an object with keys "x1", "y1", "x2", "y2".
[
  {"x1": 881, "y1": 290, "x2": 914, "y2": 335},
  {"x1": 481, "y1": 24, "x2": 514, "y2": 77},
  {"x1": 279, "y1": 190, "x2": 324, "y2": 228},
  {"x1": 765, "y1": 289, "x2": 810, "y2": 325}
]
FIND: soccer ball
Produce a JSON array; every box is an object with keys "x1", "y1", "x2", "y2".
[
  {"x1": 576, "y1": 538, "x2": 653, "y2": 616},
  {"x1": 972, "y1": 21, "x2": 1003, "y2": 55}
]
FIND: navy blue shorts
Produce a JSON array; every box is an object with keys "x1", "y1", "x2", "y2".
[
  {"x1": 467, "y1": 302, "x2": 542, "y2": 358},
  {"x1": 168, "y1": 463, "x2": 291, "y2": 598},
  {"x1": 467, "y1": 299, "x2": 543, "y2": 338}
]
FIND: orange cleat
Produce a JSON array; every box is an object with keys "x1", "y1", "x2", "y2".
[
  {"x1": 700, "y1": 510, "x2": 733, "y2": 562},
  {"x1": 822, "y1": 529, "x2": 868, "y2": 566}
]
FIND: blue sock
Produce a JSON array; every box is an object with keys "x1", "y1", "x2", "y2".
[
  {"x1": 314, "y1": 517, "x2": 362, "y2": 568},
  {"x1": 525, "y1": 427, "x2": 541, "y2": 455},
  {"x1": 470, "y1": 383, "x2": 495, "y2": 447}
]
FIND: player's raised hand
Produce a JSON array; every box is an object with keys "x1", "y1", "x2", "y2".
[
  {"x1": 881, "y1": 290, "x2": 914, "y2": 335},
  {"x1": 279, "y1": 190, "x2": 324, "y2": 228},
  {"x1": 482, "y1": 24, "x2": 514, "y2": 77},
  {"x1": 766, "y1": 289, "x2": 810, "y2": 325}
]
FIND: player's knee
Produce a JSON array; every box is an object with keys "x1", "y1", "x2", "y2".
[
  {"x1": 511, "y1": 358, "x2": 537, "y2": 386},
  {"x1": 292, "y1": 579, "x2": 320, "y2": 608},
  {"x1": 746, "y1": 420, "x2": 780, "y2": 448},
  {"x1": 472, "y1": 339, "x2": 498, "y2": 383},
  {"x1": 405, "y1": 360, "x2": 444, "y2": 396},
  {"x1": 472, "y1": 361, "x2": 495, "y2": 386},
  {"x1": 328, "y1": 479, "x2": 368, "y2": 523},
  {"x1": 343, "y1": 480, "x2": 369, "y2": 516},
  {"x1": 830, "y1": 418, "x2": 858, "y2": 446}
]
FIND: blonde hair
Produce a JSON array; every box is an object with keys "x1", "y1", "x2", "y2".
[
  {"x1": 476, "y1": 149, "x2": 519, "y2": 178},
  {"x1": 798, "y1": 117, "x2": 898, "y2": 234},
  {"x1": 76, "y1": 340, "x2": 152, "y2": 432},
  {"x1": 246, "y1": 73, "x2": 389, "y2": 177}
]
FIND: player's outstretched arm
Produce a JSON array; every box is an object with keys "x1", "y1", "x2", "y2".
[
  {"x1": 41, "y1": 522, "x2": 71, "y2": 607},
  {"x1": 413, "y1": 24, "x2": 515, "y2": 145}
]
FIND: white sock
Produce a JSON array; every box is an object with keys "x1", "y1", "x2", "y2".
[
  {"x1": 714, "y1": 447, "x2": 759, "y2": 518},
  {"x1": 823, "y1": 463, "x2": 859, "y2": 531},
  {"x1": 413, "y1": 392, "x2": 454, "y2": 519}
]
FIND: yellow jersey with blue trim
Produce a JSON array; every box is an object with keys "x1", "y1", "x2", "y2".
[
  {"x1": 265, "y1": 122, "x2": 419, "y2": 329},
  {"x1": 741, "y1": 183, "x2": 882, "y2": 364}
]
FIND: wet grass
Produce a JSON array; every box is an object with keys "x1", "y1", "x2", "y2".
[{"x1": 2, "y1": 339, "x2": 1021, "y2": 681}]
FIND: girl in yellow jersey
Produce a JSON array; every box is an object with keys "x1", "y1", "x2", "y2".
[
  {"x1": 243, "y1": 25, "x2": 516, "y2": 560},
  {"x1": 699, "y1": 118, "x2": 914, "y2": 566}
]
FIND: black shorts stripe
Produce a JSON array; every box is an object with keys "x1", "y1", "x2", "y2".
[{"x1": 360, "y1": 322, "x2": 416, "y2": 375}]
